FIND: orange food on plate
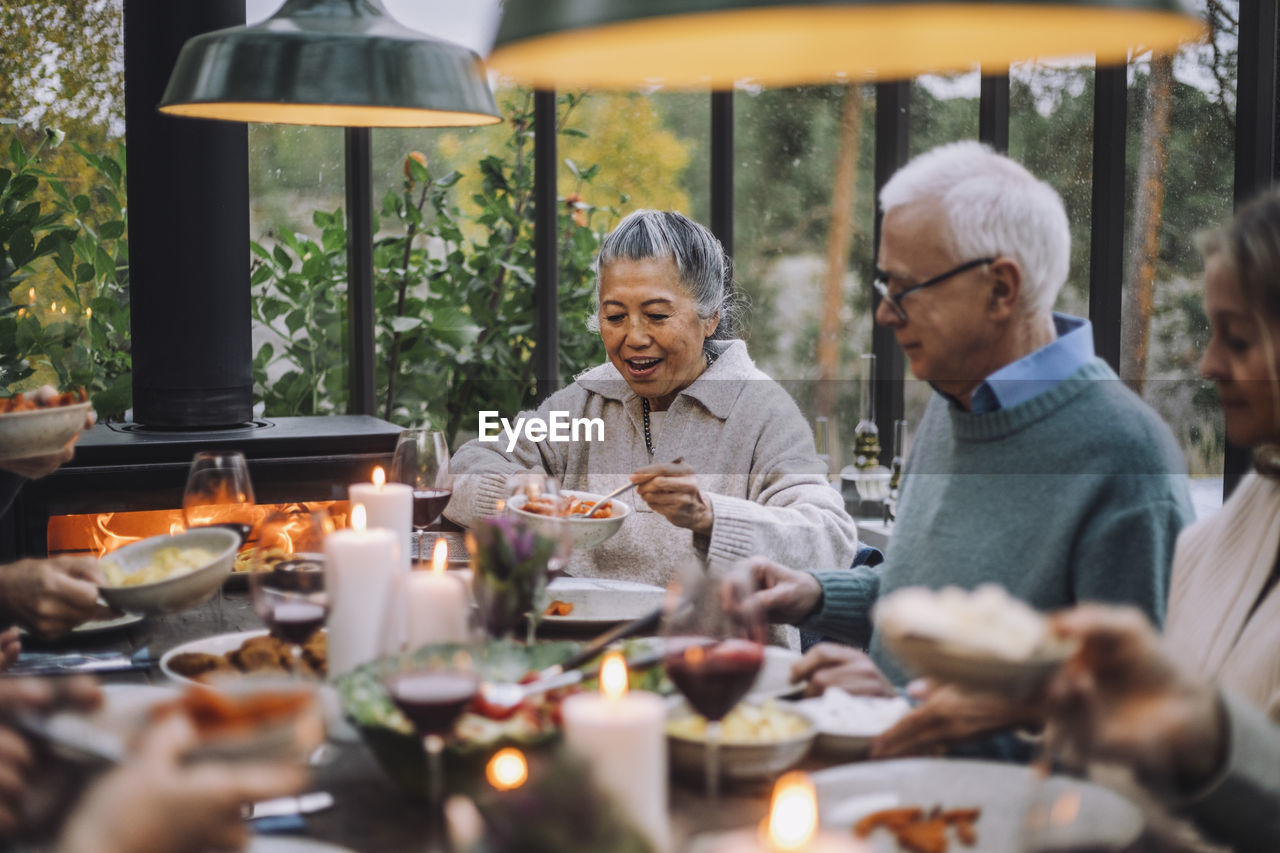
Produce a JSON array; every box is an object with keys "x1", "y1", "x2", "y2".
[
  {"x1": 523, "y1": 495, "x2": 615, "y2": 519},
  {"x1": 151, "y1": 685, "x2": 313, "y2": 736},
  {"x1": 854, "y1": 806, "x2": 980, "y2": 853},
  {"x1": 544, "y1": 599, "x2": 574, "y2": 617},
  {"x1": 0, "y1": 387, "x2": 88, "y2": 413}
]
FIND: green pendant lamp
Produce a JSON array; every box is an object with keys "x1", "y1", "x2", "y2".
[
  {"x1": 489, "y1": 0, "x2": 1206, "y2": 90},
  {"x1": 159, "y1": 0, "x2": 500, "y2": 127}
]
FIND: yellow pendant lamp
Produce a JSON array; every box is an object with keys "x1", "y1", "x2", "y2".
[{"x1": 488, "y1": 0, "x2": 1206, "y2": 90}]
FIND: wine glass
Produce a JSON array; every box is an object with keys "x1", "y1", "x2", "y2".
[
  {"x1": 248, "y1": 552, "x2": 329, "y2": 679},
  {"x1": 184, "y1": 450, "x2": 257, "y2": 626},
  {"x1": 661, "y1": 563, "x2": 766, "y2": 802},
  {"x1": 391, "y1": 430, "x2": 452, "y2": 565},
  {"x1": 380, "y1": 616, "x2": 479, "y2": 815},
  {"x1": 505, "y1": 472, "x2": 571, "y2": 641}
]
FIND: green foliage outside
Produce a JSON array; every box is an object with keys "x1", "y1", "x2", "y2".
[
  {"x1": 251, "y1": 91, "x2": 609, "y2": 444},
  {"x1": 0, "y1": 123, "x2": 131, "y2": 415}
]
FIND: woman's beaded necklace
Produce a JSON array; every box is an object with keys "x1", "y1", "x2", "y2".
[{"x1": 640, "y1": 349, "x2": 714, "y2": 457}]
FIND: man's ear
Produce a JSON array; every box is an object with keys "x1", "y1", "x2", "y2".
[{"x1": 987, "y1": 258, "x2": 1023, "y2": 319}]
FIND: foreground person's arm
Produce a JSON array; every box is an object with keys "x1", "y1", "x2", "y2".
[
  {"x1": 447, "y1": 389, "x2": 579, "y2": 526},
  {"x1": 59, "y1": 715, "x2": 306, "y2": 853},
  {"x1": 1047, "y1": 605, "x2": 1280, "y2": 853}
]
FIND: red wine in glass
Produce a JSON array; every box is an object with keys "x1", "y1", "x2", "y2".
[
  {"x1": 413, "y1": 488, "x2": 453, "y2": 528},
  {"x1": 385, "y1": 671, "x2": 478, "y2": 736},
  {"x1": 665, "y1": 638, "x2": 765, "y2": 722},
  {"x1": 267, "y1": 601, "x2": 329, "y2": 645}
]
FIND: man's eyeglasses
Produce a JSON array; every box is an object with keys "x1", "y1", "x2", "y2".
[{"x1": 872, "y1": 257, "x2": 996, "y2": 322}]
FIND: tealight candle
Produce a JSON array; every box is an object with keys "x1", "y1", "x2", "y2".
[
  {"x1": 401, "y1": 538, "x2": 470, "y2": 648},
  {"x1": 703, "y1": 772, "x2": 869, "y2": 853},
  {"x1": 323, "y1": 504, "x2": 399, "y2": 677},
  {"x1": 561, "y1": 653, "x2": 669, "y2": 852},
  {"x1": 349, "y1": 467, "x2": 412, "y2": 572}
]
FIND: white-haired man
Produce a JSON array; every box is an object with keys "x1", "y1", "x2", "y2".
[{"x1": 741, "y1": 142, "x2": 1193, "y2": 745}]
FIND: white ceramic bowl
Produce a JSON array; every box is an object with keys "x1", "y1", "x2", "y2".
[
  {"x1": 99, "y1": 528, "x2": 239, "y2": 615},
  {"x1": 666, "y1": 701, "x2": 815, "y2": 783},
  {"x1": 507, "y1": 489, "x2": 630, "y2": 550},
  {"x1": 0, "y1": 401, "x2": 91, "y2": 461}
]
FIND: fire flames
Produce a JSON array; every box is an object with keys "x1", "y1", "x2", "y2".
[{"x1": 47, "y1": 501, "x2": 350, "y2": 558}]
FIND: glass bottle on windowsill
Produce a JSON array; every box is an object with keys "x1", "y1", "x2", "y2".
[
  {"x1": 885, "y1": 419, "x2": 909, "y2": 526},
  {"x1": 853, "y1": 353, "x2": 881, "y2": 470}
]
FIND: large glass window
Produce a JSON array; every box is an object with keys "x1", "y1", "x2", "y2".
[
  {"x1": 1121, "y1": 0, "x2": 1238, "y2": 515},
  {"x1": 733, "y1": 85, "x2": 878, "y2": 473}
]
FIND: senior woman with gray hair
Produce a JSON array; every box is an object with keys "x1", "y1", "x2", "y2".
[{"x1": 447, "y1": 209, "x2": 858, "y2": 586}]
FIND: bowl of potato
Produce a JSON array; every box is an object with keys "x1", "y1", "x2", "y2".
[{"x1": 99, "y1": 528, "x2": 239, "y2": 615}]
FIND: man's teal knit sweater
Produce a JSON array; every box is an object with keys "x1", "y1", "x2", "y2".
[{"x1": 804, "y1": 358, "x2": 1193, "y2": 685}]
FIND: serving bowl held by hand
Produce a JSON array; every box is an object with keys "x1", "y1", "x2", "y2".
[
  {"x1": 0, "y1": 400, "x2": 92, "y2": 461},
  {"x1": 98, "y1": 528, "x2": 239, "y2": 616},
  {"x1": 507, "y1": 489, "x2": 630, "y2": 550}
]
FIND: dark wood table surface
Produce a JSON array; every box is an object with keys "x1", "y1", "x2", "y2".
[{"x1": 21, "y1": 588, "x2": 771, "y2": 852}]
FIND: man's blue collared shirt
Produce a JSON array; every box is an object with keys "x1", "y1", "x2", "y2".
[{"x1": 966, "y1": 313, "x2": 1095, "y2": 414}]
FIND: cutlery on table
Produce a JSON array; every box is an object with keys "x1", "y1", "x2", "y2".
[{"x1": 571, "y1": 456, "x2": 684, "y2": 517}]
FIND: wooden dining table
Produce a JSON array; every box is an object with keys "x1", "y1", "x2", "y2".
[{"x1": 19, "y1": 588, "x2": 779, "y2": 852}]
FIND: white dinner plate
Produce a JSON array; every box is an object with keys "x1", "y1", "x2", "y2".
[
  {"x1": 813, "y1": 758, "x2": 1143, "y2": 853},
  {"x1": 18, "y1": 612, "x2": 145, "y2": 637},
  {"x1": 159, "y1": 629, "x2": 270, "y2": 687},
  {"x1": 44, "y1": 683, "x2": 180, "y2": 763},
  {"x1": 538, "y1": 577, "x2": 665, "y2": 629},
  {"x1": 247, "y1": 838, "x2": 358, "y2": 853}
]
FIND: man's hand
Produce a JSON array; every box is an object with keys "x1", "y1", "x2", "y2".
[
  {"x1": 0, "y1": 558, "x2": 113, "y2": 640},
  {"x1": 871, "y1": 679, "x2": 1040, "y2": 758},
  {"x1": 632, "y1": 460, "x2": 714, "y2": 536},
  {"x1": 1044, "y1": 605, "x2": 1226, "y2": 790},
  {"x1": 791, "y1": 643, "x2": 898, "y2": 699},
  {"x1": 58, "y1": 714, "x2": 306, "y2": 853},
  {"x1": 0, "y1": 386, "x2": 96, "y2": 480},
  {"x1": 0, "y1": 676, "x2": 100, "y2": 837},
  {"x1": 733, "y1": 557, "x2": 824, "y2": 626}
]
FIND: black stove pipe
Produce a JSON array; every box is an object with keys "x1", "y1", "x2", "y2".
[{"x1": 123, "y1": 0, "x2": 252, "y2": 427}]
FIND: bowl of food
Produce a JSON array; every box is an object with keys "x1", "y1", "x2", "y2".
[
  {"x1": 507, "y1": 489, "x2": 630, "y2": 550},
  {"x1": 336, "y1": 640, "x2": 583, "y2": 797},
  {"x1": 99, "y1": 528, "x2": 239, "y2": 615},
  {"x1": 0, "y1": 390, "x2": 91, "y2": 461},
  {"x1": 876, "y1": 584, "x2": 1076, "y2": 699},
  {"x1": 792, "y1": 689, "x2": 912, "y2": 759},
  {"x1": 152, "y1": 678, "x2": 325, "y2": 763},
  {"x1": 666, "y1": 700, "x2": 815, "y2": 783}
]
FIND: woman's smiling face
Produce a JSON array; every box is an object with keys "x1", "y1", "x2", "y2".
[{"x1": 598, "y1": 256, "x2": 719, "y2": 411}]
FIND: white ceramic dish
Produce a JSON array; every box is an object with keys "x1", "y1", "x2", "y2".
[
  {"x1": 813, "y1": 757, "x2": 1143, "y2": 853},
  {"x1": 18, "y1": 612, "x2": 145, "y2": 638},
  {"x1": 539, "y1": 576, "x2": 665, "y2": 629},
  {"x1": 43, "y1": 683, "x2": 180, "y2": 763},
  {"x1": 0, "y1": 401, "x2": 91, "y2": 461},
  {"x1": 247, "y1": 838, "x2": 358, "y2": 853},
  {"x1": 744, "y1": 646, "x2": 802, "y2": 702},
  {"x1": 507, "y1": 489, "x2": 630, "y2": 550},
  {"x1": 159, "y1": 628, "x2": 270, "y2": 686},
  {"x1": 791, "y1": 691, "x2": 912, "y2": 759},
  {"x1": 666, "y1": 701, "x2": 815, "y2": 783},
  {"x1": 880, "y1": 630, "x2": 1072, "y2": 699},
  {"x1": 98, "y1": 528, "x2": 239, "y2": 616}
]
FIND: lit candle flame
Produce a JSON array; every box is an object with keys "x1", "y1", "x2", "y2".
[
  {"x1": 766, "y1": 772, "x2": 818, "y2": 851},
  {"x1": 600, "y1": 651, "x2": 628, "y2": 700},
  {"x1": 485, "y1": 747, "x2": 528, "y2": 791},
  {"x1": 86, "y1": 307, "x2": 92, "y2": 319},
  {"x1": 431, "y1": 537, "x2": 448, "y2": 575},
  {"x1": 372, "y1": 466, "x2": 385, "y2": 487},
  {"x1": 351, "y1": 503, "x2": 367, "y2": 531}
]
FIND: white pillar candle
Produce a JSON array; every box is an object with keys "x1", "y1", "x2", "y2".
[
  {"x1": 402, "y1": 538, "x2": 470, "y2": 648},
  {"x1": 349, "y1": 467, "x2": 412, "y2": 572},
  {"x1": 324, "y1": 504, "x2": 399, "y2": 677},
  {"x1": 561, "y1": 653, "x2": 669, "y2": 853}
]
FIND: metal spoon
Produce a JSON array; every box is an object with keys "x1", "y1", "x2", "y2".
[{"x1": 572, "y1": 456, "x2": 684, "y2": 517}]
